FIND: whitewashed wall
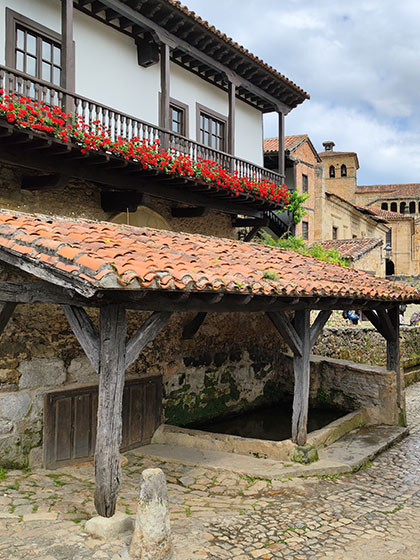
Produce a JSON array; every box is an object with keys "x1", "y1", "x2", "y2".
[{"x1": 1, "y1": 0, "x2": 264, "y2": 166}]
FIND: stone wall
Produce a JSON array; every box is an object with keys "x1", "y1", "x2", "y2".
[
  {"x1": 0, "y1": 302, "x2": 289, "y2": 467},
  {"x1": 313, "y1": 326, "x2": 420, "y2": 366},
  {"x1": 0, "y1": 163, "x2": 236, "y2": 239}
]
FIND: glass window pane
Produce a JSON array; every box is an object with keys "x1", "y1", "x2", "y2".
[
  {"x1": 42, "y1": 61, "x2": 51, "y2": 81},
  {"x1": 16, "y1": 29, "x2": 25, "y2": 50},
  {"x1": 26, "y1": 55, "x2": 37, "y2": 76},
  {"x1": 16, "y1": 51, "x2": 24, "y2": 72},
  {"x1": 53, "y1": 66, "x2": 61, "y2": 85},
  {"x1": 212, "y1": 120, "x2": 217, "y2": 134},
  {"x1": 42, "y1": 41, "x2": 52, "y2": 62},
  {"x1": 53, "y1": 45, "x2": 61, "y2": 65},
  {"x1": 26, "y1": 33, "x2": 37, "y2": 55}
]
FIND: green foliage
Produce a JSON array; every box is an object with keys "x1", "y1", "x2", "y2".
[
  {"x1": 258, "y1": 233, "x2": 349, "y2": 267},
  {"x1": 284, "y1": 190, "x2": 310, "y2": 224}
]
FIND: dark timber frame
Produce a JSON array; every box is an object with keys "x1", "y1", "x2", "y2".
[{"x1": 0, "y1": 258, "x2": 407, "y2": 517}]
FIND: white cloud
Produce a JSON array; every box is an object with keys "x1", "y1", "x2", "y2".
[{"x1": 183, "y1": 0, "x2": 420, "y2": 184}]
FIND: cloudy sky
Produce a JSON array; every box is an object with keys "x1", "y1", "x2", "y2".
[{"x1": 184, "y1": 0, "x2": 420, "y2": 186}]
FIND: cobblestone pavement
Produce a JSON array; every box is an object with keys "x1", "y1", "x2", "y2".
[{"x1": 2, "y1": 384, "x2": 420, "y2": 559}]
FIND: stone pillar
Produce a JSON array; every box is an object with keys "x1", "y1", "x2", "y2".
[{"x1": 130, "y1": 468, "x2": 174, "y2": 560}]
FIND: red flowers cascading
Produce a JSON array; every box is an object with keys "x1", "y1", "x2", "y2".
[{"x1": 0, "y1": 91, "x2": 290, "y2": 207}]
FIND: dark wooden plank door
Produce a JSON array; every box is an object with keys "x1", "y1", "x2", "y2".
[{"x1": 43, "y1": 376, "x2": 162, "y2": 469}]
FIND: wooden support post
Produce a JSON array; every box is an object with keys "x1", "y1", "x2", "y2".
[
  {"x1": 277, "y1": 110, "x2": 285, "y2": 181},
  {"x1": 160, "y1": 42, "x2": 170, "y2": 148},
  {"x1": 366, "y1": 305, "x2": 404, "y2": 425},
  {"x1": 61, "y1": 0, "x2": 75, "y2": 112},
  {"x1": 386, "y1": 305, "x2": 404, "y2": 424},
  {"x1": 94, "y1": 304, "x2": 126, "y2": 518},
  {"x1": 227, "y1": 81, "x2": 235, "y2": 156},
  {"x1": 292, "y1": 309, "x2": 311, "y2": 446}
]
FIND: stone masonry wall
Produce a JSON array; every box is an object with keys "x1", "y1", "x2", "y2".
[{"x1": 313, "y1": 326, "x2": 420, "y2": 366}]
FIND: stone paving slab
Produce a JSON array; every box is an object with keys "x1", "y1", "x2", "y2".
[{"x1": 0, "y1": 386, "x2": 420, "y2": 558}]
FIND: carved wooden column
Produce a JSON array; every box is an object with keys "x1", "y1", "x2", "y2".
[{"x1": 61, "y1": 0, "x2": 75, "y2": 112}]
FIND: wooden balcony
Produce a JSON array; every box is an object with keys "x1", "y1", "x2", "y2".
[{"x1": 0, "y1": 65, "x2": 287, "y2": 218}]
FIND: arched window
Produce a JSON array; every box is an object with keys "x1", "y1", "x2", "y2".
[
  {"x1": 400, "y1": 201, "x2": 406, "y2": 214},
  {"x1": 391, "y1": 202, "x2": 397, "y2": 212},
  {"x1": 329, "y1": 165, "x2": 335, "y2": 178},
  {"x1": 381, "y1": 202, "x2": 388, "y2": 210},
  {"x1": 341, "y1": 164, "x2": 347, "y2": 177},
  {"x1": 410, "y1": 201, "x2": 416, "y2": 213}
]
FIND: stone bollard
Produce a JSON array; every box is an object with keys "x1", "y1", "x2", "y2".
[{"x1": 129, "y1": 468, "x2": 174, "y2": 560}]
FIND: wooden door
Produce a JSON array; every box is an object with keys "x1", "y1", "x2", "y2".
[{"x1": 43, "y1": 376, "x2": 162, "y2": 469}]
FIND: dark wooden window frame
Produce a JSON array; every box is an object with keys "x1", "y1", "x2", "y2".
[
  {"x1": 169, "y1": 97, "x2": 189, "y2": 137},
  {"x1": 302, "y1": 220, "x2": 309, "y2": 240},
  {"x1": 302, "y1": 173, "x2": 308, "y2": 193},
  {"x1": 5, "y1": 7, "x2": 74, "y2": 89},
  {"x1": 196, "y1": 102, "x2": 227, "y2": 152}
]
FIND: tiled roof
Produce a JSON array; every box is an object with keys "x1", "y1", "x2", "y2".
[
  {"x1": 264, "y1": 135, "x2": 321, "y2": 163},
  {"x1": 318, "y1": 150, "x2": 360, "y2": 169},
  {"x1": 357, "y1": 184, "x2": 420, "y2": 197},
  {"x1": 0, "y1": 209, "x2": 417, "y2": 303},
  {"x1": 318, "y1": 151, "x2": 358, "y2": 158},
  {"x1": 316, "y1": 239, "x2": 382, "y2": 261},
  {"x1": 363, "y1": 206, "x2": 414, "y2": 222},
  {"x1": 264, "y1": 135, "x2": 308, "y2": 153},
  {"x1": 165, "y1": 1, "x2": 309, "y2": 102},
  {"x1": 325, "y1": 193, "x2": 387, "y2": 224}
]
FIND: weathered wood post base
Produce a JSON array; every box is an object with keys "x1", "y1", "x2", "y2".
[
  {"x1": 94, "y1": 304, "x2": 127, "y2": 518},
  {"x1": 267, "y1": 309, "x2": 331, "y2": 449},
  {"x1": 130, "y1": 468, "x2": 174, "y2": 560},
  {"x1": 292, "y1": 309, "x2": 311, "y2": 446}
]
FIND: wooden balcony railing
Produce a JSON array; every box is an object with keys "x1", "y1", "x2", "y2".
[{"x1": 0, "y1": 65, "x2": 285, "y2": 187}]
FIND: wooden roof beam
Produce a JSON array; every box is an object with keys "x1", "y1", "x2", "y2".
[{"x1": 98, "y1": 0, "x2": 293, "y2": 112}]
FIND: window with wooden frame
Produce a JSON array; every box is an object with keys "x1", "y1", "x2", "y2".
[
  {"x1": 302, "y1": 173, "x2": 308, "y2": 193},
  {"x1": 197, "y1": 104, "x2": 227, "y2": 151},
  {"x1": 302, "y1": 220, "x2": 309, "y2": 240},
  {"x1": 5, "y1": 9, "x2": 62, "y2": 87},
  {"x1": 169, "y1": 99, "x2": 188, "y2": 137}
]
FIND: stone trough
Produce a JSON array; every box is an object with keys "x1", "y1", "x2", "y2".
[{"x1": 152, "y1": 408, "x2": 369, "y2": 463}]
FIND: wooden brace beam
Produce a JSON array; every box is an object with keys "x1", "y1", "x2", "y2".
[
  {"x1": 62, "y1": 305, "x2": 100, "y2": 372},
  {"x1": 267, "y1": 311, "x2": 303, "y2": 357},
  {"x1": 182, "y1": 312, "x2": 207, "y2": 339},
  {"x1": 0, "y1": 302, "x2": 17, "y2": 336},
  {"x1": 125, "y1": 311, "x2": 172, "y2": 369},
  {"x1": 310, "y1": 310, "x2": 332, "y2": 348}
]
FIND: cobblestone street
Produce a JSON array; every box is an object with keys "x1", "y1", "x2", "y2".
[{"x1": 2, "y1": 383, "x2": 420, "y2": 559}]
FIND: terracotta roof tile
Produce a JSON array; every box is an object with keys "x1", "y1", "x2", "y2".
[
  {"x1": 316, "y1": 239, "x2": 382, "y2": 261},
  {"x1": 0, "y1": 209, "x2": 417, "y2": 303},
  {"x1": 362, "y1": 206, "x2": 414, "y2": 222},
  {"x1": 357, "y1": 184, "x2": 420, "y2": 197},
  {"x1": 264, "y1": 135, "x2": 309, "y2": 153}
]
